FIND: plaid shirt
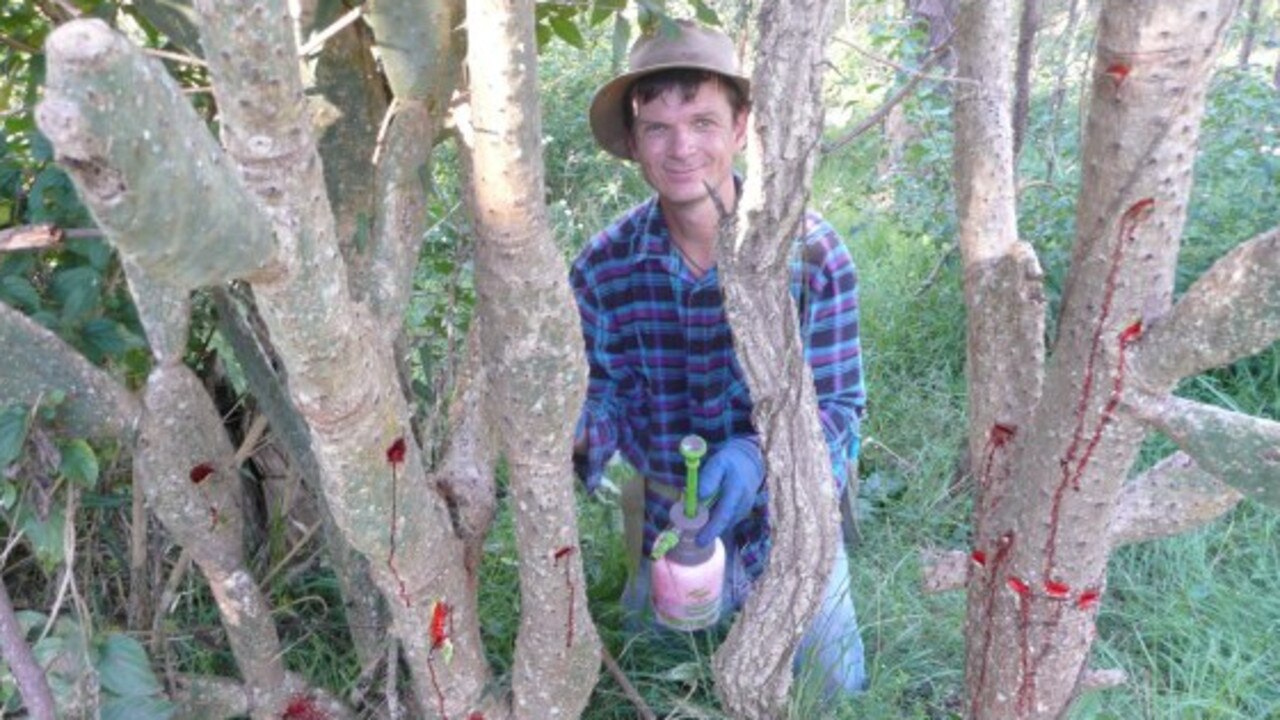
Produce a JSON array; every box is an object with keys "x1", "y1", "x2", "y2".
[{"x1": 570, "y1": 195, "x2": 866, "y2": 580}]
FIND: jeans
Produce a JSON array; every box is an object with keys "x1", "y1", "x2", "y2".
[{"x1": 621, "y1": 537, "x2": 868, "y2": 699}]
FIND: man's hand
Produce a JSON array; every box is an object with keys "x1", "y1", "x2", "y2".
[{"x1": 695, "y1": 438, "x2": 764, "y2": 547}]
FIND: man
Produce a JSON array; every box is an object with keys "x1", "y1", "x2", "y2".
[{"x1": 570, "y1": 20, "x2": 868, "y2": 697}]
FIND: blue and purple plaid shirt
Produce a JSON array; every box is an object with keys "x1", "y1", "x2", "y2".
[{"x1": 570, "y1": 195, "x2": 866, "y2": 580}]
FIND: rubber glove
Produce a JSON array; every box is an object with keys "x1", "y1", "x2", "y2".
[{"x1": 695, "y1": 438, "x2": 765, "y2": 547}]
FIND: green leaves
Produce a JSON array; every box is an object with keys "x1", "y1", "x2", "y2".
[
  {"x1": 0, "y1": 404, "x2": 31, "y2": 467},
  {"x1": 96, "y1": 634, "x2": 163, "y2": 698},
  {"x1": 58, "y1": 438, "x2": 98, "y2": 489}
]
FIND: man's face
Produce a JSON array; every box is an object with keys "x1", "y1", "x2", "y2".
[{"x1": 627, "y1": 79, "x2": 747, "y2": 211}]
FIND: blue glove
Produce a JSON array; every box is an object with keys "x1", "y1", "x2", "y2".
[{"x1": 695, "y1": 438, "x2": 765, "y2": 547}]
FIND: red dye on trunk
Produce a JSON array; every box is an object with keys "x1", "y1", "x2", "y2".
[
  {"x1": 971, "y1": 550, "x2": 987, "y2": 567},
  {"x1": 1044, "y1": 580, "x2": 1071, "y2": 599},
  {"x1": 1069, "y1": 321, "x2": 1143, "y2": 490},
  {"x1": 427, "y1": 655, "x2": 448, "y2": 720},
  {"x1": 1007, "y1": 576, "x2": 1031, "y2": 597},
  {"x1": 1104, "y1": 63, "x2": 1131, "y2": 92},
  {"x1": 188, "y1": 463, "x2": 220, "y2": 531},
  {"x1": 977, "y1": 423, "x2": 1018, "y2": 535},
  {"x1": 554, "y1": 546, "x2": 577, "y2": 648},
  {"x1": 468, "y1": 714, "x2": 485, "y2": 720},
  {"x1": 971, "y1": 531, "x2": 1015, "y2": 719},
  {"x1": 1077, "y1": 588, "x2": 1101, "y2": 610},
  {"x1": 430, "y1": 600, "x2": 451, "y2": 650},
  {"x1": 1048, "y1": 200, "x2": 1155, "y2": 571},
  {"x1": 189, "y1": 462, "x2": 215, "y2": 484},
  {"x1": 282, "y1": 695, "x2": 329, "y2": 720},
  {"x1": 386, "y1": 436, "x2": 411, "y2": 607}
]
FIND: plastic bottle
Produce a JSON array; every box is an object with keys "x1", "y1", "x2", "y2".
[{"x1": 651, "y1": 435, "x2": 726, "y2": 631}]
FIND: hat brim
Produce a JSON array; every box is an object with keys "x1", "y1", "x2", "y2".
[{"x1": 589, "y1": 65, "x2": 751, "y2": 161}]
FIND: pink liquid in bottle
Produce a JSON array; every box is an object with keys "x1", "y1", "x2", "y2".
[{"x1": 652, "y1": 505, "x2": 725, "y2": 631}]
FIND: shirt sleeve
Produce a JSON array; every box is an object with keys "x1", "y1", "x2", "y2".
[
  {"x1": 799, "y1": 224, "x2": 866, "y2": 494},
  {"x1": 569, "y1": 255, "x2": 635, "y2": 493}
]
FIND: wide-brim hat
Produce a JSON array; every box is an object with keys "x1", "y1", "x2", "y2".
[{"x1": 589, "y1": 20, "x2": 750, "y2": 160}]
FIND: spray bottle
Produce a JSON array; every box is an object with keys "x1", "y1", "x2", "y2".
[{"x1": 650, "y1": 434, "x2": 726, "y2": 631}]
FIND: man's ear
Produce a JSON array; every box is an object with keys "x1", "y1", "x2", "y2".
[{"x1": 732, "y1": 108, "x2": 749, "y2": 151}]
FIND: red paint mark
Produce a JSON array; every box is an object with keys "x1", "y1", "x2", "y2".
[
  {"x1": 430, "y1": 600, "x2": 451, "y2": 650},
  {"x1": 971, "y1": 531, "x2": 1015, "y2": 719},
  {"x1": 1006, "y1": 576, "x2": 1031, "y2": 598},
  {"x1": 970, "y1": 550, "x2": 987, "y2": 567},
  {"x1": 1048, "y1": 200, "x2": 1155, "y2": 571},
  {"x1": 1077, "y1": 588, "x2": 1101, "y2": 610},
  {"x1": 189, "y1": 462, "x2": 215, "y2": 484},
  {"x1": 468, "y1": 714, "x2": 485, "y2": 720},
  {"x1": 1044, "y1": 580, "x2": 1071, "y2": 599},
  {"x1": 976, "y1": 423, "x2": 1018, "y2": 537},
  {"x1": 427, "y1": 599, "x2": 453, "y2": 720},
  {"x1": 1069, "y1": 320, "x2": 1143, "y2": 491},
  {"x1": 386, "y1": 436, "x2": 410, "y2": 608},
  {"x1": 386, "y1": 437, "x2": 407, "y2": 465},
  {"x1": 554, "y1": 546, "x2": 577, "y2": 648},
  {"x1": 1104, "y1": 63, "x2": 1131, "y2": 91},
  {"x1": 188, "y1": 463, "x2": 220, "y2": 531},
  {"x1": 282, "y1": 694, "x2": 329, "y2": 720}
]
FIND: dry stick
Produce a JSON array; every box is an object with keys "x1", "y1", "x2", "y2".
[
  {"x1": 257, "y1": 520, "x2": 322, "y2": 590},
  {"x1": 600, "y1": 645, "x2": 657, "y2": 720},
  {"x1": 298, "y1": 6, "x2": 364, "y2": 57},
  {"x1": 0, "y1": 32, "x2": 39, "y2": 55},
  {"x1": 232, "y1": 413, "x2": 270, "y2": 466},
  {"x1": 142, "y1": 47, "x2": 208, "y2": 67},
  {"x1": 823, "y1": 51, "x2": 944, "y2": 154},
  {"x1": 150, "y1": 549, "x2": 193, "y2": 657},
  {"x1": 128, "y1": 477, "x2": 149, "y2": 631},
  {"x1": 0, "y1": 578, "x2": 56, "y2": 720}
]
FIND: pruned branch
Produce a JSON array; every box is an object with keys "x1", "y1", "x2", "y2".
[
  {"x1": 1109, "y1": 452, "x2": 1243, "y2": 547},
  {"x1": 36, "y1": 20, "x2": 280, "y2": 292},
  {"x1": 0, "y1": 301, "x2": 139, "y2": 440},
  {"x1": 1128, "y1": 393, "x2": 1280, "y2": 509},
  {"x1": 1132, "y1": 225, "x2": 1280, "y2": 390}
]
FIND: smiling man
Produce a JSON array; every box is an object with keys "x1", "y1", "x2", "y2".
[{"x1": 570, "y1": 20, "x2": 868, "y2": 698}]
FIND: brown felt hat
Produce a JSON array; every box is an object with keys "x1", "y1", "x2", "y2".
[{"x1": 589, "y1": 20, "x2": 750, "y2": 160}]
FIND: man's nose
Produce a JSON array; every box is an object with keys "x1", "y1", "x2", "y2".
[{"x1": 668, "y1": 124, "x2": 696, "y2": 156}]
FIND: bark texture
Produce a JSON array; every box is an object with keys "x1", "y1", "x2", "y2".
[
  {"x1": 464, "y1": 0, "x2": 601, "y2": 716},
  {"x1": 187, "y1": 2, "x2": 485, "y2": 713},
  {"x1": 955, "y1": 2, "x2": 1244, "y2": 718},
  {"x1": 135, "y1": 363, "x2": 290, "y2": 718},
  {"x1": 0, "y1": 301, "x2": 139, "y2": 439},
  {"x1": 711, "y1": 1, "x2": 842, "y2": 716}
]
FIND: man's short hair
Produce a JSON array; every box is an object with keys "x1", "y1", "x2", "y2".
[{"x1": 622, "y1": 68, "x2": 750, "y2": 134}]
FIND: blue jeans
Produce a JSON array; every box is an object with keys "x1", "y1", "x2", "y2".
[{"x1": 622, "y1": 538, "x2": 868, "y2": 698}]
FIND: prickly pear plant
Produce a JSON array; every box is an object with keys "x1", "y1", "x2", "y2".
[{"x1": 930, "y1": 1, "x2": 1280, "y2": 717}]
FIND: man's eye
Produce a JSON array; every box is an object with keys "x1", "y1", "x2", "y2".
[{"x1": 695, "y1": 119, "x2": 715, "y2": 129}]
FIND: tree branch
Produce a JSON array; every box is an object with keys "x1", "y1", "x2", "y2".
[
  {"x1": 36, "y1": 20, "x2": 280, "y2": 292},
  {"x1": 823, "y1": 51, "x2": 943, "y2": 154},
  {"x1": 1131, "y1": 225, "x2": 1280, "y2": 390},
  {"x1": 1127, "y1": 393, "x2": 1280, "y2": 509},
  {"x1": 1109, "y1": 452, "x2": 1243, "y2": 547},
  {"x1": 0, "y1": 579, "x2": 57, "y2": 720},
  {"x1": 0, "y1": 302, "x2": 139, "y2": 440}
]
